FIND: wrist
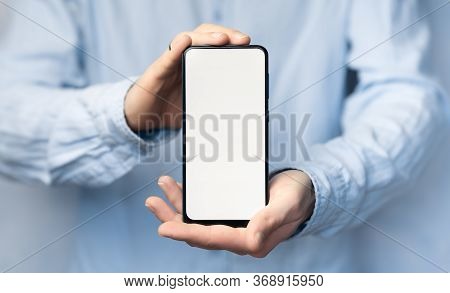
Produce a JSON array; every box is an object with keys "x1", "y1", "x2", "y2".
[
  {"x1": 285, "y1": 170, "x2": 315, "y2": 222},
  {"x1": 124, "y1": 86, "x2": 151, "y2": 132}
]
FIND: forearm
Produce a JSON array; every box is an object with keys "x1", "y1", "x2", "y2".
[
  {"x1": 0, "y1": 79, "x2": 153, "y2": 186},
  {"x1": 297, "y1": 78, "x2": 449, "y2": 237}
]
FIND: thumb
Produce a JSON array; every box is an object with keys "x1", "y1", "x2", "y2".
[
  {"x1": 149, "y1": 34, "x2": 192, "y2": 79},
  {"x1": 246, "y1": 203, "x2": 285, "y2": 250}
]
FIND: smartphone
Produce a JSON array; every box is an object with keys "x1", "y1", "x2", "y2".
[{"x1": 182, "y1": 45, "x2": 269, "y2": 227}]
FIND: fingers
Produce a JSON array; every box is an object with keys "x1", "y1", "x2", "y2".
[
  {"x1": 146, "y1": 24, "x2": 251, "y2": 80},
  {"x1": 158, "y1": 221, "x2": 249, "y2": 254},
  {"x1": 151, "y1": 195, "x2": 298, "y2": 257},
  {"x1": 145, "y1": 175, "x2": 183, "y2": 223},
  {"x1": 194, "y1": 23, "x2": 251, "y2": 45},
  {"x1": 153, "y1": 176, "x2": 290, "y2": 256},
  {"x1": 145, "y1": 196, "x2": 181, "y2": 223},
  {"x1": 156, "y1": 217, "x2": 298, "y2": 257},
  {"x1": 185, "y1": 31, "x2": 231, "y2": 46},
  {"x1": 158, "y1": 176, "x2": 183, "y2": 213},
  {"x1": 165, "y1": 31, "x2": 228, "y2": 60},
  {"x1": 167, "y1": 31, "x2": 230, "y2": 58},
  {"x1": 149, "y1": 31, "x2": 233, "y2": 79}
]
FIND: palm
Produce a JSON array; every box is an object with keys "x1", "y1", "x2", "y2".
[{"x1": 146, "y1": 170, "x2": 314, "y2": 257}]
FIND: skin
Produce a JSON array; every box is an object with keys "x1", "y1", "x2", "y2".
[
  {"x1": 146, "y1": 170, "x2": 315, "y2": 258},
  {"x1": 124, "y1": 23, "x2": 316, "y2": 257},
  {"x1": 124, "y1": 23, "x2": 251, "y2": 131}
]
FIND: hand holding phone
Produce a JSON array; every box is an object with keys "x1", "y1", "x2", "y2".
[
  {"x1": 148, "y1": 170, "x2": 315, "y2": 257},
  {"x1": 145, "y1": 26, "x2": 315, "y2": 256},
  {"x1": 124, "y1": 23, "x2": 251, "y2": 131}
]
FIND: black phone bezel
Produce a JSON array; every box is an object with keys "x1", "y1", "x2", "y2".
[{"x1": 182, "y1": 45, "x2": 269, "y2": 228}]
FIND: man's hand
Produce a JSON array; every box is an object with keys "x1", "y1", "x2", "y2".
[
  {"x1": 124, "y1": 23, "x2": 251, "y2": 131},
  {"x1": 145, "y1": 170, "x2": 315, "y2": 258}
]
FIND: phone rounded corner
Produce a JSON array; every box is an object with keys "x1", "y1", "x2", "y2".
[
  {"x1": 182, "y1": 46, "x2": 196, "y2": 60},
  {"x1": 249, "y1": 45, "x2": 267, "y2": 61},
  {"x1": 182, "y1": 208, "x2": 194, "y2": 224},
  {"x1": 250, "y1": 45, "x2": 269, "y2": 72},
  {"x1": 252, "y1": 45, "x2": 268, "y2": 56}
]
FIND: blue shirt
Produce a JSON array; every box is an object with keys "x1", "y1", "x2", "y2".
[{"x1": 1, "y1": 0, "x2": 449, "y2": 272}]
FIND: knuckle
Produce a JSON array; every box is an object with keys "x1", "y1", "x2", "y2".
[{"x1": 173, "y1": 32, "x2": 189, "y2": 42}]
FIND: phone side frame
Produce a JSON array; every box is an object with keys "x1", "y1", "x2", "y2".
[{"x1": 181, "y1": 45, "x2": 269, "y2": 228}]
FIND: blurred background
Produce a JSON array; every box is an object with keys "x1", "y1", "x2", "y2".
[{"x1": 0, "y1": 1, "x2": 449, "y2": 272}]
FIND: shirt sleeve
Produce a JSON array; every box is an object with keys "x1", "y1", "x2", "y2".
[
  {"x1": 296, "y1": 0, "x2": 450, "y2": 237},
  {"x1": 0, "y1": 1, "x2": 167, "y2": 187}
]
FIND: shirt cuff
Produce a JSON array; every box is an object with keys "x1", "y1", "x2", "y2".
[
  {"x1": 293, "y1": 161, "x2": 333, "y2": 238},
  {"x1": 270, "y1": 163, "x2": 334, "y2": 239},
  {"x1": 96, "y1": 78, "x2": 179, "y2": 164}
]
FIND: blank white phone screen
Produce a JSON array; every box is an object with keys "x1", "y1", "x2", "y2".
[{"x1": 184, "y1": 47, "x2": 266, "y2": 221}]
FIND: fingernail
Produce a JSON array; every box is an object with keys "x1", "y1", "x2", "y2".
[
  {"x1": 158, "y1": 175, "x2": 172, "y2": 186},
  {"x1": 212, "y1": 32, "x2": 225, "y2": 38},
  {"x1": 234, "y1": 32, "x2": 248, "y2": 39},
  {"x1": 145, "y1": 198, "x2": 153, "y2": 209}
]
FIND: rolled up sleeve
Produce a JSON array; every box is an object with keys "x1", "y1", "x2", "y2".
[
  {"x1": 295, "y1": 0, "x2": 450, "y2": 237},
  {"x1": 0, "y1": 1, "x2": 168, "y2": 187}
]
